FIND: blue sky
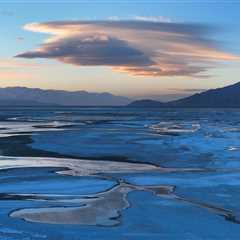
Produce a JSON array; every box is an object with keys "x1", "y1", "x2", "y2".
[{"x1": 0, "y1": 1, "x2": 240, "y2": 100}]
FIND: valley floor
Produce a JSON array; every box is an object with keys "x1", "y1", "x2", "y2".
[{"x1": 0, "y1": 107, "x2": 240, "y2": 239}]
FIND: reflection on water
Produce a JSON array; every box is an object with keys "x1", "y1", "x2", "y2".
[
  {"x1": 0, "y1": 107, "x2": 240, "y2": 239},
  {"x1": 9, "y1": 179, "x2": 240, "y2": 226}
]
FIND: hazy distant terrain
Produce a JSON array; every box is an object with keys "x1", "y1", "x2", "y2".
[
  {"x1": 0, "y1": 82, "x2": 240, "y2": 107},
  {"x1": 128, "y1": 82, "x2": 240, "y2": 107},
  {"x1": 0, "y1": 87, "x2": 131, "y2": 106}
]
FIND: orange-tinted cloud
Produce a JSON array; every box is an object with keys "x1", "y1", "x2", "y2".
[
  {"x1": 0, "y1": 72, "x2": 34, "y2": 80},
  {"x1": 0, "y1": 59, "x2": 40, "y2": 81},
  {"x1": 0, "y1": 59, "x2": 39, "y2": 69},
  {"x1": 16, "y1": 20, "x2": 240, "y2": 77}
]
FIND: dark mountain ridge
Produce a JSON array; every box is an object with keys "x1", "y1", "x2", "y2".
[
  {"x1": 128, "y1": 82, "x2": 240, "y2": 108},
  {"x1": 0, "y1": 87, "x2": 131, "y2": 106},
  {"x1": 0, "y1": 82, "x2": 239, "y2": 107},
  {"x1": 127, "y1": 99, "x2": 164, "y2": 107}
]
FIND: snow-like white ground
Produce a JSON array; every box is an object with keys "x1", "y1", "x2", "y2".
[{"x1": 0, "y1": 107, "x2": 240, "y2": 239}]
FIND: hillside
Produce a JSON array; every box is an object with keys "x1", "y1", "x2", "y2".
[
  {"x1": 128, "y1": 82, "x2": 240, "y2": 108},
  {"x1": 0, "y1": 87, "x2": 131, "y2": 106}
]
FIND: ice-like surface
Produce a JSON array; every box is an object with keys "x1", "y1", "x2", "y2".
[
  {"x1": 0, "y1": 155, "x2": 162, "y2": 176},
  {"x1": 0, "y1": 107, "x2": 240, "y2": 239},
  {"x1": 148, "y1": 121, "x2": 201, "y2": 135},
  {"x1": 0, "y1": 121, "x2": 75, "y2": 137}
]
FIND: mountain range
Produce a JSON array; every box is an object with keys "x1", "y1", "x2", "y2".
[
  {"x1": 128, "y1": 81, "x2": 240, "y2": 108},
  {"x1": 0, "y1": 82, "x2": 239, "y2": 107},
  {"x1": 0, "y1": 87, "x2": 131, "y2": 106}
]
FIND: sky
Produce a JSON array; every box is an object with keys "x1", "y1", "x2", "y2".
[{"x1": 0, "y1": 0, "x2": 240, "y2": 101}]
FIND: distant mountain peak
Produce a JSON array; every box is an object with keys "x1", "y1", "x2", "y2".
[
  {"x1": 0, "y1": 87, "x2": 131, "y2": 106},
  {"x1": 128, "y1": 81, "x2": 240, "y2": 108}
]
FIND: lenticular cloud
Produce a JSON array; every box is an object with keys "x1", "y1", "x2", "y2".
[{"x1": 16, "y1": 20, "x2": 240, "y2": 77}]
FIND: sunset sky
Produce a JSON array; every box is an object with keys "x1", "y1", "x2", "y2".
[{"x1": 1, "y1": 0, "x2": 240, "y2": 100}]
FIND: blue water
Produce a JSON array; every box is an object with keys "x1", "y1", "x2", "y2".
[{"x1": 0, "y1": 107, "x2": 240, "y2": 239}]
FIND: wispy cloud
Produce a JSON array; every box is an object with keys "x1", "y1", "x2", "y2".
[
  {"x1": 16, "y1": 37, "x2": 24, "y2": 42},
  {"x1": 0, "y1": 59, "x2": 40, "y2": 69},
  {"x1": 0, "y1": 59, "x2": 40, "y2": 81},
  {"x1": 0, "y1": 71, "x2": 33, "y2": 80},
  {"x1": 134, "y1": 16, "x2": 172, "y2": 23},
  {"x1": 168, "y1": 88, "x2": 208, "y2": 92},
  {"x1": 16, "y1": 20, "x2": 240, "y2": 77}
]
